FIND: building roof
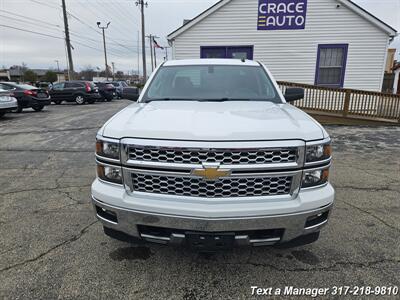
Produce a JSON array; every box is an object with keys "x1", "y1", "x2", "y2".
[{"x1": 167, "y1": 0, "x2": 397, "y2": 40}]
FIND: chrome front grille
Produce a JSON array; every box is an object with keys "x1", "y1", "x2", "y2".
[
  {"x1": 131, "y1": 173, "x2": 293, "y2": 198},
  {"x1": 121, "y1": 139, "x2": 304, "y2": 199},
  {"x1": 128, "y1": 146, "x2": 298, "y2": 165}
]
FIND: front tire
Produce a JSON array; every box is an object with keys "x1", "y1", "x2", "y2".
[
  {"x1": 32, "y1": 105, "x2": 44, "y2": 112},
  {"x1": 54, "y1": 100, "x2": 62, "y2": 105},
  {"x1": 16, "y1": 104, "x2": 23, "y2": 113},
  {"x1": 75, "y1": 95, "x2": 85, "y2": 105}
]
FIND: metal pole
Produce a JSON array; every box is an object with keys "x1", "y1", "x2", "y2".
[
  {"x1": 61, "y1": 0, "x2": 74, "y2": 80},
  {"x1": 151, "y1": 35, "x2": 160, "y2": 68},
  {"x1": 147, "y1": 35, "x2": 154, "y2": 72},
  {"x1": 153, "y1": 39, "x2": 157, "y2": 68},
  {"x1": 98, "y1": 22, "x2": 110, "y2": 81},
  {"x1": 64, "y1": 40, "x2": 71, "y2": 81},
  {"x1": 55, "y1": 60, "x2": 60, "y2": 72},
  {"x1": 136, "y1": 1, "x2": 147, "y2": 82},
  {"x1": 137, "y1": 30, "x2": 140, "y2": 77},
  {"x1": 112, "y1": 62, "x2": 115, "y2": 81}
]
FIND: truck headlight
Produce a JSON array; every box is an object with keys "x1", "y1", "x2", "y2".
[
  {"x1": 305, "y1": 141, "x2": 331, "y2": 163},
  {"x1": 96, "y1": 137, "x2": 120, "y2": 160},
  {"x1": 97, "y1": 164, "x2": 123, "y2": 184},
  {"x1": 302, "y1": 167, "x2": 330, "y2": 188}
]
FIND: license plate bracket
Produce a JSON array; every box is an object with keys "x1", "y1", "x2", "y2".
[{"x1": 185, "y1": 232, "x2": 235, "y2": 250}]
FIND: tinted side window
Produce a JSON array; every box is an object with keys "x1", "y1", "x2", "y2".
[
  {"x1": 52, "y1": 83, "x2": 65, "y2": 90},
  {"x1": 0, "y1": 84, "x2": 13, "y2": 90},
  {"x1": 66, "y1": 82, "x2": 84, "y2": 88}
]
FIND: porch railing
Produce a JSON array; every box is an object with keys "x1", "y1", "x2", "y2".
[{"x1": 278, "y1": 81, "x2": 400, "y2": 123}]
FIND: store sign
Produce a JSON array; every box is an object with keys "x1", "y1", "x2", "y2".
[{"x1": 258, "y1": 0, "x2": 308, "y2": 30}]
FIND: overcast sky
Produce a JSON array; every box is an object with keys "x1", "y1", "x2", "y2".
[{"x1": 0, "y1": 0, "x2": 399, "y2": 74}]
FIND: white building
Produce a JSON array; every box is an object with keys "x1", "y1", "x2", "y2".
[{"x1": 167, "y1": 0, "x2": 397, "y2": 91}]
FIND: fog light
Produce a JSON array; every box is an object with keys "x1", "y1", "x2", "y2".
[
  {"x1": 305, "y1": 211, "x2": 329, "y2": 228},
  {"x1": 96, "y1": 205, "x2": 118, "y2": 223}
]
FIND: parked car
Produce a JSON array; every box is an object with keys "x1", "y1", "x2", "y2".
[
  {"x1": 49, "y1": 81, "x2": 101, "y2": 105},
  {"x1": 92, "y1": 59, "x2": 335, "y2": 250},
  {"x1": 111, "y1": 81, "x2": 128, "y2": 98},
  {"x1": 0, "y1": 88, "x2": 18, "y2": 117},
  {"x1": 95, "y1": 82, "x2": 116, "y2": 102},
  {"x1": 121, "y1": 86, "x2": 140, "y2": 101},
  {"x1": 35, "y1": 82, "x2": 52, "y2": 90},
  {"x1": 0, "y1": 82, "x2": 51, "y2": 112}
]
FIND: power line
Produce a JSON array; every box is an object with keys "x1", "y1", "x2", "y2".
[
  {"x1": 0, "y1": 9, "x2": 62, "y2": 28},
  {"x1": 79, "y1": 1, "x2": 140, "y2": 45},
  {"x1": 0, "y1": 24, "x2": 64, "y2": 40},
  {"x1": 2, "y1": 14, "x2": 140, "y2": 56},
  {"x1": 71, "y1": 40, "x2": 136, "y2": 59},
  {"x1": 69, "y1": 32, "x2": 141, "y2": 55},
  {"x1": 29, "y1": 0, "x2": 61, "y2": 10},
  {"x1": 21, "y1": 1, "x2": 141, "y2": 55},
  {"x1": 0, "y1": 23, "x2": 131, "y2": 60},
  {"x1": 0, "y1": 14, "x2": 61, "y2": 30}
]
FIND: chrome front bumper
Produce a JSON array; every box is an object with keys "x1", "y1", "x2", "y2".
[{"x1": 92, "y1": 196, "x2": 333, "y2": 247}]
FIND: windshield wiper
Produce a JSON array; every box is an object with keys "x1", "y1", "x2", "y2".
[
  {"x1": 144, "y1": 98, "x2": 256, "y2": 103},
  {"x1": 144, "y1": 98, "x2": 192, "y2": 103},
  {"x1": 195, "y1": 98, "x2": 251, "y2": 102}
]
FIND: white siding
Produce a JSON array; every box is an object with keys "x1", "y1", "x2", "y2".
[{"x1": 171, "y1": 0, "x2": 390, "y2": 91}]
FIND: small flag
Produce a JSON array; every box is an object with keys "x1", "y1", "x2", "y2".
[{"x1": 153, "y1": 39, "x2": 164, "y2": 50}]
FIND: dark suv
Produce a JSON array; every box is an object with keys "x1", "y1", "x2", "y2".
[
  {"x1": 49, "y1": 81, "x2": 101, "y2": 105},
  {"x1": 95, "y1": 82, "x2": 116, "y2": 102}
]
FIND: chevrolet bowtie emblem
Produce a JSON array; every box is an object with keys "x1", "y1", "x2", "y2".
[{"x1": 192, "y1": 166, "x2": 231, "y2": 181}]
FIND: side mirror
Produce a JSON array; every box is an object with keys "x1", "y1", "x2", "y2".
[{"x1": 284, "y1": 88, "x2": 304, "y2": 102}]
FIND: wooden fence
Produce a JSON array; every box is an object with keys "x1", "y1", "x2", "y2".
[{"x1": 278, "y1": 81, "x2": 400, "y2": 123}]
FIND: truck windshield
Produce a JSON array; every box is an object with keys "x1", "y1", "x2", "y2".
[{"x1": 143, "y1": 65, "x2": 282, "y2": 103}]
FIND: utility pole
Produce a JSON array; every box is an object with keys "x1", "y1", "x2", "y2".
[
  {"x1": 151, "y1": 35, "x2": 160, "y2": 69},
  {"x1": 55, "y1": 60, "x2": 60, "y2": 72},
  {"x1": 61, "y1": 0, "x2": 74, "y2": 80},
  {"x1": 111, "y1": 62, "x2": 115, "y2": 80},
  {"x1": 136, "y1": 0, "x2": 148, "y2": 82},
  {"x1": 153, "y1": 36, "x2": 159, "y2": 68},
  {"x1": 64, "y1": 40, "x2": 71, "y2": 80},
  {"x1": 137, "y1": 31, "x2": 140, "y2": 77},
  {"x1": 154, "y1": 43, "x2": 157, "y2": 68},
  {"x1": 146, "y1": 35, "x2": 154, "y2": 71},
  {"x1": 97, "y1": 21, "x2": 111, "y2": 81},
  {"x1": 164, "y1": 47, "x2": 170, "y2": 61}
]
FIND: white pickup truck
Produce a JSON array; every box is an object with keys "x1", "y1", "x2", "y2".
[{"x1": 92, "y1": 59, "x2": 334, "y2": 250}]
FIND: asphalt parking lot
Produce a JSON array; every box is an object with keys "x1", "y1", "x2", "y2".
[{"x1": 0, "y1": 101, "x2": 399, "y2": 299}]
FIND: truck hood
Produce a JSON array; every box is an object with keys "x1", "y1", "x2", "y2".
[{"x1": 101, "y1": 101, "x2": 326, "y2": 141}]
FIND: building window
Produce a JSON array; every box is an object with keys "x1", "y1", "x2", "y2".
[
  {"x1": 201, "y1": 46, "x2": 254, "y2": 60},
  {"x1": 315, "y1": 44, "x2": 348, "y2": 88}
]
